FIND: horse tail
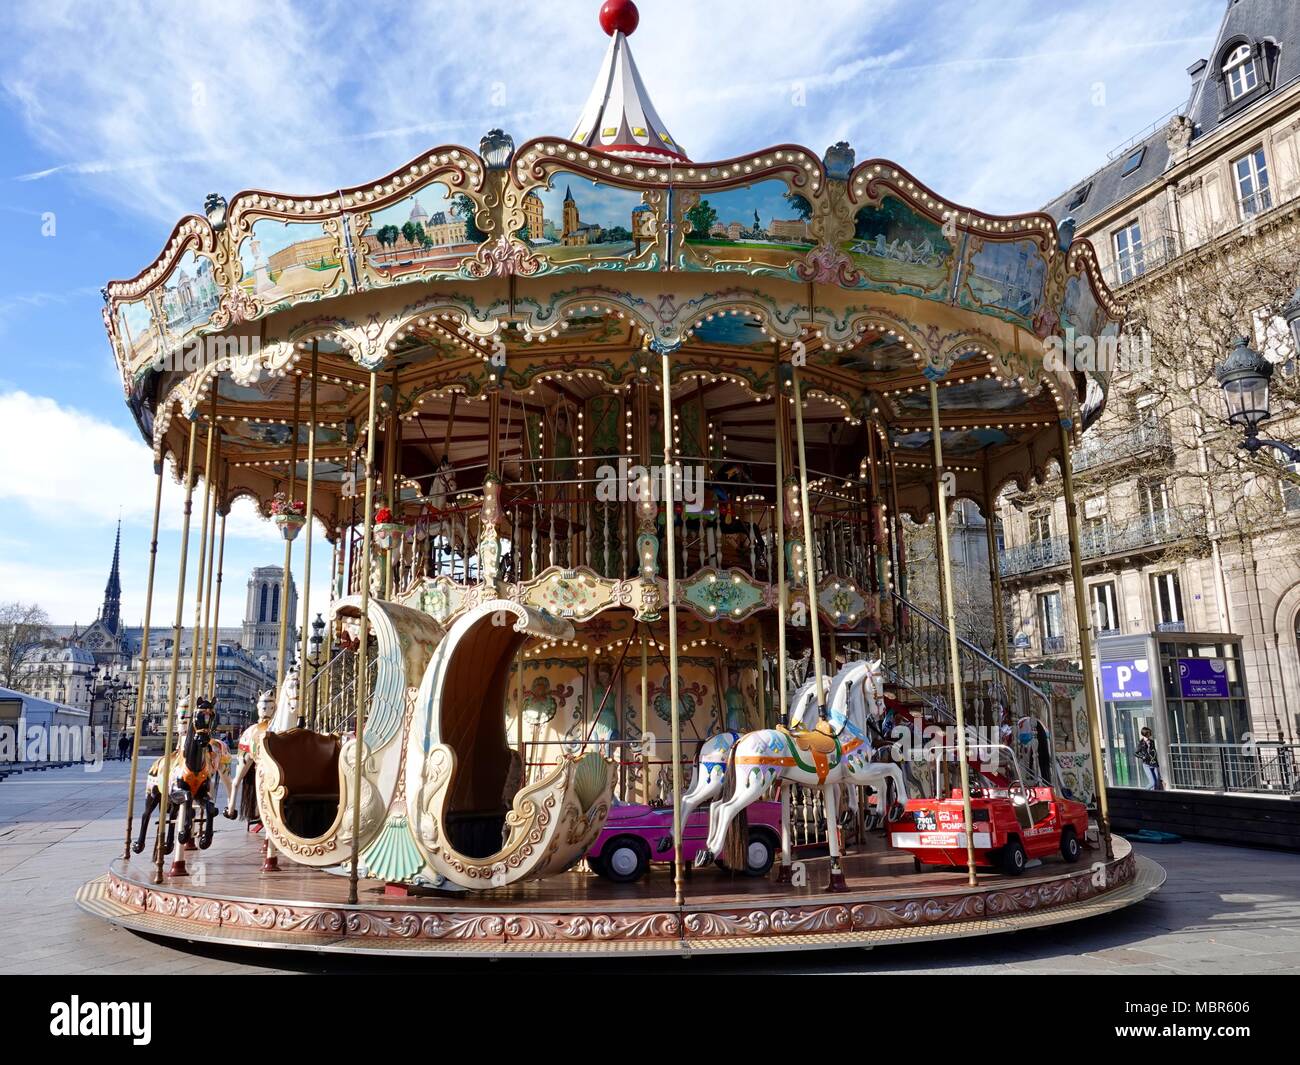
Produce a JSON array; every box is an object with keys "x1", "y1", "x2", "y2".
[
  {"x1": 721, "y1": 747, "x2": 749, "y2": 874},
  {"x1": 239, "y1": 766, "x2": 259, "y2": 823}
]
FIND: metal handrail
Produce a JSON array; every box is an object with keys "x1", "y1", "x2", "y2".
[{"x1": 889, "y1": 590, "x2": 1052, "y2": 723}]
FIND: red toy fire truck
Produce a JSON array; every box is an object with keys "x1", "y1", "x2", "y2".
[{"x1": 889, "y1": 745, "x2": 1089, "y2": 875}]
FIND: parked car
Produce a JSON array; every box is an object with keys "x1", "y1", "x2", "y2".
[{"x1": 587, "y1": 800, "x2": 782, "y2": 883}]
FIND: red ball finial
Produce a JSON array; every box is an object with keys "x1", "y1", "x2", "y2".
[{"x1": 599, "y1": 0, "x2": 639, "y2": 36}]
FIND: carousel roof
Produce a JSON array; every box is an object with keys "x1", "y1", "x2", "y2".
[
  {"x1": 570, "y1": 0, "x2": 686, "y2": 163},
  {"x1": 98, "y1": 1, "x2": 1123, "y2": 529}
]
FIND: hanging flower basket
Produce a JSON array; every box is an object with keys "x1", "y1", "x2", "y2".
[
  {"x1": 372, "y1": 508, "x2": 408, "y2": 551},
  {"x1": 269, "y1": 493, "x2": 307, "y2": 541}
]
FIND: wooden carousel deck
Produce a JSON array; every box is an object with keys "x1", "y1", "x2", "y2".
[{"x1": 77, "y1": 824, "x2": 1163, "y2": 957}]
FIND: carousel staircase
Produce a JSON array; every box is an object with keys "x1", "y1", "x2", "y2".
[{"x1": 884, "y1": 590, "x2": 1050, "y2": 735}]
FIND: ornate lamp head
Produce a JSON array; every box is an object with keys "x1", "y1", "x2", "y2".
[{"x1": 1216, "y1": 336, "x2": 1273, "y2": 432}]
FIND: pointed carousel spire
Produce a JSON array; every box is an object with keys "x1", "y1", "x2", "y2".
[{"x1": 570, "y1": 0, "x2": 687, "y2": 163}]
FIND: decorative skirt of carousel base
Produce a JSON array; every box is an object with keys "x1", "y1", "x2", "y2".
[{"x1": 80, "y1": 828, "x2": 1162, "y2": 957}]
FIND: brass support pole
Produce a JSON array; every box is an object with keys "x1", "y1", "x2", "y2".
[
  {"x1": 153, "y1": 418, "x2": 198, "y2": 884},
  {"x1": 515, "y1": 647, "x2": 526, "y2": 784},
  {"x1": 791, "y1": 369, "x2": 826, "y2": 713},
  {"x1": 298, "y1": 343, "x2": 320, "y2": 726},
  {"x1": 276, "y1": 377, "x2": 302, "y2": 681},
  {"x1": 929, "y1": 380, "x2": 979, "y2": 887},
  {"x1": 660, "y1": 347, "x2": 685, "y2": 908},
  {"x1": 123, "y1": 461, "x2": 165, "y2": 861},
  {"x1": 639, "y1": 629, "x2": 650, "y2": 802},
  {"x1": 775, "y1": 425, "x2": 789, "y2": 725},
  {"x1": 1058, "y1": 422, "x2": 1114, "y2": 859},
  {"x1": 982, "y1": 460, "x2": 1009, "y2": 667},
  {"x1": 348, "y1": 371, "x2": 380, "y2": 905},
  {"x1": 197, "y1": 477, "x2": 218, "y2": 697},
  {"x1": 206, "y1": 507, "x2": 227, "y2": 701},
  {"x1": 188, "y1": 409, "x2": 216, "y2": 698}
]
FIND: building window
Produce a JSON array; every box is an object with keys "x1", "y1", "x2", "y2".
[
  {"x1": 1137, "y1": 478, "x2": 1170, "y2": 538},
  {"x1": 1152, "y1": 571, "x2": 1184, "y2": 631},
  {"x1": 1120, "y1": 147, "x2": 1145, "y2": 178},
  {"x1": 1067, "y1": 183, "x2": 1091, "y2": 211},
  {"x1": 1234, "y1": 146, "x2": 1271, "y2": 219},
  {"x1": 1283, "y1": 461, "x2": 1300, "y2": 514},
  {"x1": 1113, "y1": 220, "x2": 1145, "y2": 283},
  {"x1": 1090, "y1": 581, "x2": 1121, "y2": 636},
  {"x1": 1028, "y1": 508, "x2": 1051, "y2": 543},
  {"x1": 1038, "y1": 591, "x2": 1064, "y2": 652},
  {"x1": 1222, "y1": 44, "x2": 1258, "y2": 101}
]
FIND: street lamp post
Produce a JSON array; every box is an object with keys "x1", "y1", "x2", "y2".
[
  {"x1": 92, "y1": 666, "x2": 133, "y2": 752},
  {"x1": 1216, "y1": 335, "x2": 1300, "y2": 463},
  {"x1": 306, "y1": 613, "x2": 325, "y2": 729}
]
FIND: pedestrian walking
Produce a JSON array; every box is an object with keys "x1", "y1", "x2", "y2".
[{"x1": 1137, "y1": 726, "x2": 1162, "y2": 790}]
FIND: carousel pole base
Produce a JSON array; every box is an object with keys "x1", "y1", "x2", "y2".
[
  {"x1": 166, "y1": 859, "x2": 189, "y2": 878},
  {"x1": 261, "y1": 853, "x2": 280, "y2": 873},
  {"x1": 773, "y1": 863, "x2": 793, "y2": 884},
  {"x1": 825, "y1": 863, "x2": 849, "y2": 893}
]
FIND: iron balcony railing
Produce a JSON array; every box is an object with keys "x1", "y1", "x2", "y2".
[
  {"x1": 999, "y1": 505, "x2": 1206, "y2": 578},
  {"x1": 1071, "y1": 421, "x2": 1171, "y2": 473},
  {"x1": 1167, "y1": 742, "x2": 1299, "y2": 796}
]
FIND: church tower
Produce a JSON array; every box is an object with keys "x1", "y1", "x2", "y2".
[
  {"x1": 242, "y1": 565, "x2": 297, "y2": 659},
  {"x1": 100, "y1": 520, "x2": 123, "y2": 635}
]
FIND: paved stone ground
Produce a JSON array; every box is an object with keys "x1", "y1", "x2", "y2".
[{"x1": 2, "y1": 760, "x2": 1298, "y2": 974}]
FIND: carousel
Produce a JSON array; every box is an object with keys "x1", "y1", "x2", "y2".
[{"x1": 77, "y1": 0, "x2": 1163, "y2": 957}]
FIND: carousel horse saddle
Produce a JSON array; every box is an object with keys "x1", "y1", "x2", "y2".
[{"x1": 779, "y1": 720, "x2": 839, "y2": 756}]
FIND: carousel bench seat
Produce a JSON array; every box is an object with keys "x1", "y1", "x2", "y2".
[
  {"x1": 264, "y1": 730, "x2": 341, "y2": 839},
  {"x1": 445, "y1": 808, "x2": 508, "y2": 859}
]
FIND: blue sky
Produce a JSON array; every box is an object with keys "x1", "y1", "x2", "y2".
[{"x1": 0, "y1": 0, "x2": 1225, "y2": 628}]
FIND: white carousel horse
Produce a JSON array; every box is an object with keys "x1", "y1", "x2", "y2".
[
  {"x1": 132, "y1": 698, "x2": 232, "y2": 856},
  {"x1": 697, "y1": 657, "x2": 906, "y2": 888},
  {"x1": 224, "y1": 688, "x2": 275, "y2": 822},
  {"x1": 678, "y1": 669, "x2": 828, "y2": 829},
  {"x1": 267, "y1": 661, "x2": 302, "y2": 734}
]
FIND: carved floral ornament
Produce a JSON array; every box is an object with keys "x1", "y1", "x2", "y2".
[{"x1": 102, "y1": 848, "x2": 1139, "y2": 946}]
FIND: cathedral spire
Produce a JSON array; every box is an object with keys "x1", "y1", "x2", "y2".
[{"x1": 101, "y1": 519, "x2": 122, "y2": 634}]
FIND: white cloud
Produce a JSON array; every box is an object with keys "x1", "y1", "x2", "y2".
[
  {"x1": 1, "y1": 0, "x2": 1221, "y2": 228},
  {"x1": 0, "y1": 390, "x2": 332, "y2": 629}
]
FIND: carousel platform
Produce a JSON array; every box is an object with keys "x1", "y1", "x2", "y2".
[{"x1": 77, "y1": 826, "x2": 1163, "y2": 958}]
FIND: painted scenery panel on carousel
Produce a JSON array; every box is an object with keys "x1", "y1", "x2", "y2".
[
  {"x1": 1062, "y1": 272, "x2": 1110, "y2": 339},
  {"x1": 892, "y1": 426, "x2": 1012, "y2": 457},
  {"x1": 679, "y1": 179, "x2": 815, "y2": 275},
  {"x1": 160, "y1": 250, "x2": 221, "y2": 340},
  {"x1": 844, "y1": 196, "x2": 954, "y2": 297},
  {"x1": 892, "y1": 376, "x2": 1027, "y2": 416},
  {"x1": 959, "y1": 238, "x2": 1047, "y2": 326},
  {"x1": 355, "y1": 183, "x2": 479, "y2": 286},
  {"x1": 521, "y1": 174, "x2": 658, "y2": 272},
  {"x1": 116, "y1": 299, "x2": 159, "y2": 375},
  {"x1": 237, "y1": 219, "x2": 346, "y2": 313}
]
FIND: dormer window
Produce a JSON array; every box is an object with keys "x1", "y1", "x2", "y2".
[
  {"x1": 1120, "y1": 147, "x2": 1145, "y2": 178},
  {"x1": 1067, "y1": 183, "x2": 1092, "y2": 211},
  {"x1": 1223, "y1": 43, "x2": 1259, "y2": 101}
]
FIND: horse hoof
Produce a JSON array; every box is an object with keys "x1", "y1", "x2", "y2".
[
  {"x1": 222, "y1": 809, "x2": 236, "y2": 820},
  {"x1": 655, "y1": 835, "x2": 672, "y2": 854},
  {"x1": 692, "y1": 849, "x2": 713, "y2": 870}
]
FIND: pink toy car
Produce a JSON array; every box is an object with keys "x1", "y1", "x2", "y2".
[{"x1": 587, "y1": 800, "x2": 782, "y2": 883}]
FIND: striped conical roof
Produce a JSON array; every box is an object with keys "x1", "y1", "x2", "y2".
[{"x1": 570, "y1": 22, "x2": 686, "y2": 163}]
